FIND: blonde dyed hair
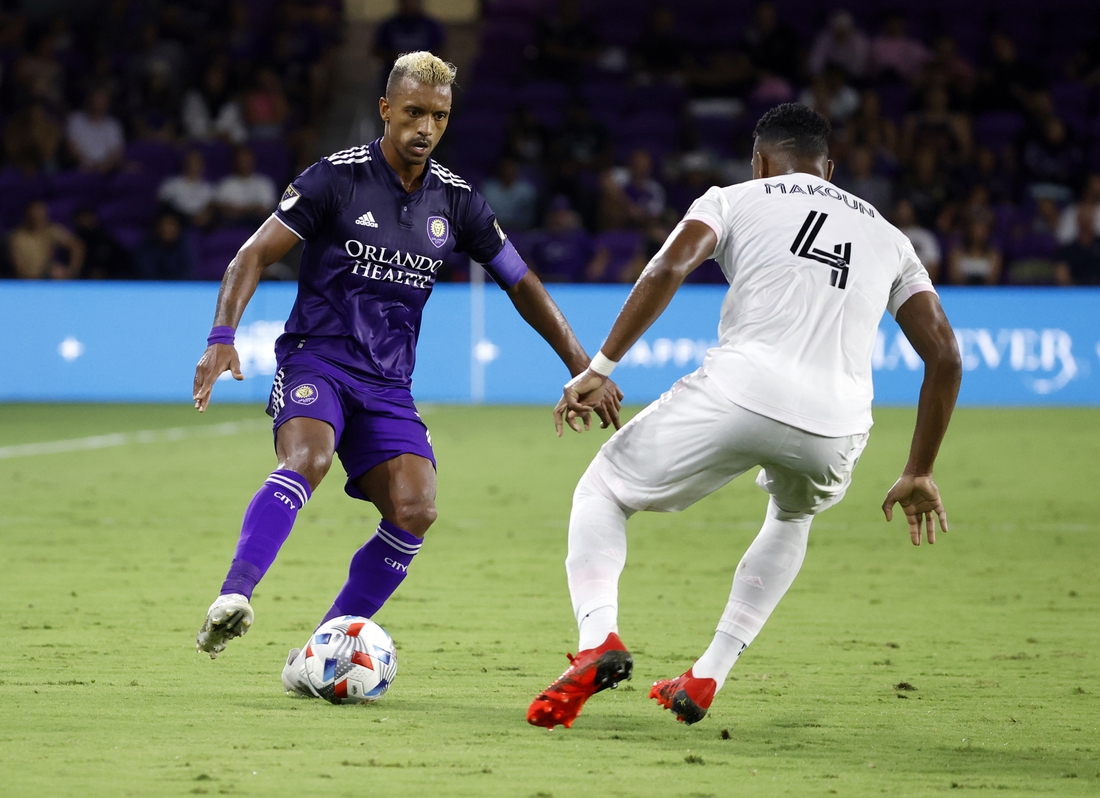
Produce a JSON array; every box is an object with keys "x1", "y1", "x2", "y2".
[{"x1": 386, "y1": 51, "x2": 457, "y2": 96}]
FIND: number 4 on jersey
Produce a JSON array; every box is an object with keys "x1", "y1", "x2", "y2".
[{"x1": 790, "y1": 211, "x2": 850, "y2": 289}]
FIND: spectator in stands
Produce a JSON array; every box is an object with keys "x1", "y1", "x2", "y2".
[
  {"x1": 612, "y1": 149, "x2": 666, "y2": 227},
  {"x1": 72, "y1": 207, "x2": 132, "y2": 280},
  {"x1": 938, "y1": 184, "x2": 996, "y2": 241},
  {"x1": 66, "y1": 87, "x2": 125, "y2": 173},
  {"x1": 3, "y1": 102, "x2": 62, "y2": 175},
  {"x1": 666, "y1": 151, "x2": 715, "y2": 216},
  {"x1": 899, "y1": 147, "x2": 951, "y2": 229},
  {"x1": 687, "y1": 49, "x2": 756, "y2": 106},
  {"x1": 480, "y1": 158, "x2": 538, "y2": 233},
  {"x1": 900, "y1": 87, "x2": 972, "y2": 167},
  {"x1": 550, "y1": 101, "x2": 611, "y2": 172},
  {"x1": 158, "y1": 150, "x2": 215, "y2": 228},
  {"x1": 182, "y1": 61, "x2": 248, "y2": 145},
  {"x1": 8, "y1": 200, "x2": 84, "y2": 280},
  {"x1": 214, "y1": 146, "x2": 277, "y2": 225},
  {"x1": 836, "y1": 146, "x2": 892, "y2": 214},
  {"x1": 528, "y1": 196, "x2": 594, "y2": 282},
  {"x1": 868, "y1": 11, "x2": 930, "y2": 83},
  {"x1": 960, "y1": 145, "x2": 1015, "y2": 205},
  {"x1": 244, "y1": 68, "x2": 291, "y2": 141},
  {"x1": 974, "y1": 31, "x2": 1041, "y2": 114},
  {"x1": 809, "y1": 10, "x2": 868, "y2": 79},
  {"x1": 13, "y1": 30, "x2": 65, "y2": 109},
  {"x1": 533, "y1": 0, "x2": 598, "y2": 83},
  {"x1": 1056, "y1": 173, "x2": 1100, "y2": 245},
  {"x1": 131, "y1": 65, "x2": 179, "y2": 142},
  {"x1": 134, "y1": 210, "x2": 194, "y2": 280},
  {"x1": 843, "y1": 90, "x2": 899, "y2": 169},
  {"x1": 1055, "y1": 204, "x2": 1100, "y2": 285},
  {"x1": 633, "y1": 7, "x2": 690, "y2": 82},
  {"x1": 505, "y1": 108, "x2": 549, "y2": 166},
  {"x1": 918, "y1": 34, "x2": 975, "y2": 99},
  {"x1": 743, "y1": 1, "x2": 802, "y2": 82},
  {"x1": 892, "y1": 198, "x2": 941, "y2": 282},
  {"x1": 1020, "y1": 117, "x2": 1083, "y2": 203},
  {"x1": 374, "y1": 0, "x2": 445, "y2": 81},
  {"x1": 948, "y1": 218, "x2": 1002, "y2": 285},
  {"x1": 798, "y1": 65, "x2": 860, "y2": 125}
]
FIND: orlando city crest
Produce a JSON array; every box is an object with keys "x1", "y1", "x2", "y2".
[
  {"x1": 426, "y1": 216, "x2": 448, "y2": 248},
  {"x1": 291, "y1": 384, "x2": 318, "y2": 405}
]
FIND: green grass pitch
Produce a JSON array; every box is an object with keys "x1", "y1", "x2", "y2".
[{"x1": 1, "y1": 402, "x2": 1097, "y2": 797}]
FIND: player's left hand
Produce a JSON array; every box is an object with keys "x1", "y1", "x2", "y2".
[
  {"x1": 555, "y1": 369, "x2": 611, "y2": 436},
  {"x1": 591, "y1": 378, "x2": 623, "y2": 431},
  {"x1": 882, "y1": 473, "x2": 948, "y2": 546}
]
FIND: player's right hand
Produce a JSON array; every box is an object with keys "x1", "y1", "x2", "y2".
[
  {"x1": 193, "y1": 344, "x2": 244, "y2": 413},
  {"x1": 882, "y1": 473, "x2": 947, "y2": 546},
  {"x1": 554, "y1": 369, "x2": 607, "y2": 436}
]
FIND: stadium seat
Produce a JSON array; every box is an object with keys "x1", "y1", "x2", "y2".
[
  {"x1": 973, "y1": 112, "x2": 1026, "y2": 150},
  {"x1": 49, "y1": 170, "x2": 107, "y2": 207},
  {"x1": 249, "y1": 140, "x2": 292, "y2": 188},
  {"x1": 592, "y1": 229, "x2": 644, "y2": 282},
  {"x1": 197, "y1": 227, "x2": 254, "y2": 281},
  {"x1": 125, "y1": 141, "x2": 182, "y2": 182}
]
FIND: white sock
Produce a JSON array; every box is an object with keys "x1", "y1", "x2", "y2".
[
  {"x1": 692, "y1": 631, "x2": 747, "y2": 690},
  {"x1": 566, "y1": 464, "x2": 633, "y2": 651},
  {"x1": 699, "y1": 497, "x2": 813, "y2": 690}
]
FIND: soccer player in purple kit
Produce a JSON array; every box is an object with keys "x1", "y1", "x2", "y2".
[{"x1": 192, "y1": 52, "x2": 622, "y2": 693}]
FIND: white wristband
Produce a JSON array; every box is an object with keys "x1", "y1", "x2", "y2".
[{"x1": 589, "y1": 350, "x2": 618, "y2": 377}]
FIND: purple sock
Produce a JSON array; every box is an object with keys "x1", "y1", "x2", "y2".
[
  {"x1": 321, "y1": 520, "x2": 422, "y2": 623},
  {"x1": 220, "y1": 469, "x2": 312, "y2": 599}
]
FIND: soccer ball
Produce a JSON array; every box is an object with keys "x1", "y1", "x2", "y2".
[{"x1": 302, "y1": 615, "x2": 398, "y2": 704}]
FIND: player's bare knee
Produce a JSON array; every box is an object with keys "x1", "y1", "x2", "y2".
[
  {"x1": 389, "y1": 497, "x2": 436, "y2": 537},
  {"x1": 281, "y1": 448, "x2": 332, "y2": 490}
]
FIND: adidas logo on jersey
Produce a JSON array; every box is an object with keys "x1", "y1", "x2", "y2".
[{"x1": 356, "y1": 211, "x2": 379, "y2": 228}]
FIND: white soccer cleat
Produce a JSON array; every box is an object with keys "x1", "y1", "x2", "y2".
[
  {"x1": 196, "y1": 593, "x2": 254, "y2": 659},
  {"x1": 281, "y1": 647, "x2": 319, "y2": 698}
]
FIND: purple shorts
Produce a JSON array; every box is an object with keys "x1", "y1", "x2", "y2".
[{"x1": 266, "y1": 354, "x2": 435, "y2": 502}]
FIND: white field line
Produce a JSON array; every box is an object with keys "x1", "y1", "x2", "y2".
[{"x1": 0, "y1": 419, "x2": 270, "y2": 460}]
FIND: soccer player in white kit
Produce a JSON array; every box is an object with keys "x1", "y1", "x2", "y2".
[{"x1": 527, "y1": 104, "x2": 963, "y2": 729}]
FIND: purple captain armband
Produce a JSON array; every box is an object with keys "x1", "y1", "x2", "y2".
[
  {"x1": 483, "y1": 239, "x2": 528, "y2": 288},
  {"x1": 207, "y1": 325, "x2": 236, "y2": 347}
]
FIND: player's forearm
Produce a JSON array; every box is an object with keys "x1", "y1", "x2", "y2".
[
  {"x1": 600, "y1": 220, "x2": 716, "y2": 362},
  {"x1": 210, "y1": 248, "x2": 267, "y2": 328},
  {"x1": 905, "y1": 347, "x2": 961, "y2": 476},
  {"x1": 209, "y1": 218, "x2": 298, "y2": 329},
  {"x1": 508, "y1": 272, "x2": 590, "y2": 376}
]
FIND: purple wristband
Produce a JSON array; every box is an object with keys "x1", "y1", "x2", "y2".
[{"x1": 207, "y1": 326, "x2": 235, "y2": 347}]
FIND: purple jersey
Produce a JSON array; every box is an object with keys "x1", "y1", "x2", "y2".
[{"x1": 272, "y1": 138, "x2": 527, "y2": 386}]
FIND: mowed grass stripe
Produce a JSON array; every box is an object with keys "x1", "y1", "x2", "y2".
[{"x1": 0, "y1": 404, "x2": 1097, "y2": 797}]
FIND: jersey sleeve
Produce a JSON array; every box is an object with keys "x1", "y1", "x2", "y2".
[
  {"x1": 273, "y1": 159, "x2": 347, "y2": 241},
  {"x1": 456, "y1": 188, "x2": 528, "y2": 289},
  {"x1": 682, "y1": 185, "x2": 734, "y2": 254},
  {"x1": 887, "y1": 237, "x2": 938, "y2": 318}
]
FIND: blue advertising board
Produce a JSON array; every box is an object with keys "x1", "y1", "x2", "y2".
[{"x1": 0, "y1": 282, "x2": 1097, "y2": 406}]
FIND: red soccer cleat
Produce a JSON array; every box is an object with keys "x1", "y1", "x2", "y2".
[
  {"x1": 527, "y1": 633, "x2": 633, "y2": 729},
  {"x1": 649, "y1": 668, "x2": 716, "y2": 725}
]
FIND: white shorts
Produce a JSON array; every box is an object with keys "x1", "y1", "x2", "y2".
[{"x1": 593, "y1": 369, "x2": 869, "y2": 515}]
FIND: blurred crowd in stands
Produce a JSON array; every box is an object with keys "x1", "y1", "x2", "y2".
[
  {"x1": 4, "y1": 0, "x2": 1100, "y2": 287},
  {"x1": 444, "y1": 0, "x2": 1100, "y2": 286},
  {"x1": 0, "y1": 0, "x2": 340, "y2": 280}
]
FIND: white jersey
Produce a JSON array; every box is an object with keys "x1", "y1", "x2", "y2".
[{"x1": 683, "y1": 175, "x2": 935, "y2": 437}]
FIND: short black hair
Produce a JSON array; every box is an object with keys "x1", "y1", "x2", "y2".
[{"x1": 753, "y1": 103, "x2": 831, "y2": 157}]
